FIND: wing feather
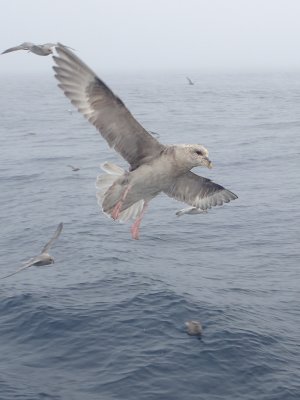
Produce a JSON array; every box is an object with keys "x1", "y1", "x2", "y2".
[
  {"x1": 0, "y1": 257, "x2": 41, "y2": 280},
  {"x1": 41, "y1": 222, "x2": 63, "y2": 254},
  {"x1": 1, "y1": 43, "x2": 32, "y2": 54},
  {"x1": 53, "y1": 44, "x2": 164, "y2": 170},
  {"x1": 164, "y1": 171, "x2": 237, "y2": 211}
]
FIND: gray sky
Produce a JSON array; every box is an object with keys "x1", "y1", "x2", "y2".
[{"x1": 1, "y1": 0, "x2": 300, "y2": 74}]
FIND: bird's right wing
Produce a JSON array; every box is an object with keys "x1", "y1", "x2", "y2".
[
  {"x1": 41, "y1": 222, "x2": 63, "y2": 254},
  {"x1": 53, "y1": 44, "x2": 165, "y2": 170},
  {"x1": 0, "y1": 257, "x2": 41, "y2": 280}
]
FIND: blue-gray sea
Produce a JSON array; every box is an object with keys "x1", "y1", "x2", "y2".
[{"x1": 0, "y1": 71, "x2": 299, "y2": 400}]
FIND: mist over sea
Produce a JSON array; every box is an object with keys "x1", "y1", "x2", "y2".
[{"x1": 0, "y1": 71, "x2": 299, "y2": 399}]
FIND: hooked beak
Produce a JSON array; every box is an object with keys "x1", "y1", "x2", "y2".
[{"x1": 204, "y1": 157, "x2": 213, "y2": 169}]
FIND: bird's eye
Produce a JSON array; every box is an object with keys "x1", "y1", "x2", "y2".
[{"x1": 195, "y1": 150, "x2": 203, "y2": 156}]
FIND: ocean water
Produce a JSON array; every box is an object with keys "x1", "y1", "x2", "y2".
[{"x1": 0, "y1": 70, "x2": 299, "y2": 400}]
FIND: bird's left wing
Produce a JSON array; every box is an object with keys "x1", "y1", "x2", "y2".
[
  {"x1": 1, "y1": 42, "x2": 32, "y2": 54},
  {"x1": 164, "y1": 171, "x2": 237, "y2": 211},
  {"x1": 0, "y1": 257, "x2": 41, "y2": 280},
  {"x1": 41, "y1": 222, "x2": 63, "y2": 254}
]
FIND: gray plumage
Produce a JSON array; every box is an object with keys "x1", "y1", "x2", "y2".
[
  {"x1": 2, "y1": 42, "x2": 73, "y2": 56},
  {"x1": 0, "y1": 223, "x2": 63, "y2": 280},
  {"x1": 176, "y1": 207, "x2": 208, "y2": 217},
  {"x1": 53, "y1": 45, "x2": 164, "y2": 171},
  {"x1": 165, "y1": 171, "x2": 237, "y2": 212},
  {"x1": 53, "y1": 44, "x2": 237, "y2": 239}
]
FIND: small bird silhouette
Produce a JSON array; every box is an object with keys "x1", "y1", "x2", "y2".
[
  {"x1": 186, "y1": 76, "x2": 194, "y2": 85},
  {"x1": 67, "y1": 164, "x2": 80, "y2": 172},
  {"x1": 0, "y1": 223, "x2": 63, "y2": 280}
]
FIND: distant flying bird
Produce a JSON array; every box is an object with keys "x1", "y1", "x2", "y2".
[
  {"x1": 149, "y1": 130, "x2": 160, "y2": 138},
  {"x1": 53, "y1": 44, "x2": 237, "y2": 240},
  {"x1": 67, "y1": 164, "x2": 80, "y2": 172},
  {"x1": 0, "y1": 223, "x2": 63, "y2": 280},
  {"x1": 185, "y1": 320, "x2": 203, "y2": 336},
  {"x1": 1, "y1": 42, "x2": 73, "y2": 56},
  {"x1": 186, "y1": 77, "x2": 194, "y2": 85}
]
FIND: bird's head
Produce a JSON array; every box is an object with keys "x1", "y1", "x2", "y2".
[
  {"x1": 173, "y1": 144, "x2": 212, "y2": 170},
  {"x1": 48, "y1": 256, "x2": 55, "y2": 264}
]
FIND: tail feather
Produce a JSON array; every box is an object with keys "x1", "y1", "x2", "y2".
[
  {"x1": 95, "y1": 162, "x2": 125, "y2": 201},
  {"x1": 95, "y1": 162, "x2": 144, "y2": 223},
  {"x1": 100, "y1": 162, "x2": 124, "y2": 175},
  {"x1": 117, "y1": 200, "x2": 144, "y2": 222}
]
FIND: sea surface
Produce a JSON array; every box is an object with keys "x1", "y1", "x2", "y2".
[{"x1": 0, "y1": 70, "x2": 299, "y2": 400}]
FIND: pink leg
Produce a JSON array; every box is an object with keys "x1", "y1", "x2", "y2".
[
  {"x1": 111, "y1": 185, "x2": 131, "y2": 220},
  {"x1": 130, "y1": 203, "x2": 148, "y2": 240}
]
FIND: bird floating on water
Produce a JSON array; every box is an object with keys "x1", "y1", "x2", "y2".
[
  {"x1": 0, "y1": 223, "x2": 63, "y2": 280},
  {"x1": 1, "y1": 42, "x2": 73, "y2": 56},
  {"x1": 185, "y1": 320, "x2": 203, "y2": 336},
  {"x1": 53, "y1": 44, "x2": 237, "y2": 239}
]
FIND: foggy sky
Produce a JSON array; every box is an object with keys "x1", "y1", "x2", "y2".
[{"x1": 1, "y1": 0, "x2": 300, "y2": 74}]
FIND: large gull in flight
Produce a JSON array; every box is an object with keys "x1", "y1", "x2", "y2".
[
  {"x1": 53, "y1": 44, "x2": 237, "y2": 239},
  {"x1": 0, "y1": 223, "x2": 63, "y2": 280}
]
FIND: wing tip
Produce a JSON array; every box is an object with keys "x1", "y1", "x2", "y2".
[{"x1": 228, "y1": 190, "x2": 238, "y2": 200}]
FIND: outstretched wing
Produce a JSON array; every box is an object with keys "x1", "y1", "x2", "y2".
[
  {"x1": 44, "y1": 43, "x2": 75, "y2": 51},
  {"x1": 41, "y1": 222, "x2": 63, "y2": 254},
  {"x1": 53, "y1": 44, "x2": 165, "y2": 170},
  {"x1": 164, "y1": 171, "x2": 237, "y2": 211},
  {"x1": 0, "y1": 257, "x2": 41, "y2": 280},
  {"x1": 1, "y1": 42, "x2": 33, "y2": 54}
]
